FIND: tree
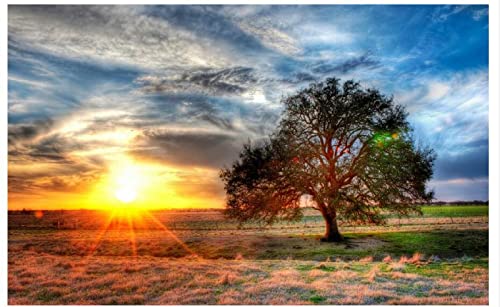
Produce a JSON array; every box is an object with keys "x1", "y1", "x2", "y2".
[{"x1": 220, "y1": 78, "x2": 435, "y2": 242}]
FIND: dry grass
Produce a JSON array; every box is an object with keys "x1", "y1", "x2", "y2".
[
  {"x1": 8, "y1": 251, "x2": 488, "y2": 305},
  {"x1": 8, "y1": 209, "x2": 488, "y2": 232},
  {"x1": 8, "y1": 209, "x2": 489, "y2": 304}
]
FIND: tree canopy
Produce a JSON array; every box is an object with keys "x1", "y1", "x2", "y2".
[{"x1": 220, "y1": 78, "x2": 435, "y2": 241}]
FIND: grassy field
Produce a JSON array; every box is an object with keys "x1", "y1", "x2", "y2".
[
  {"x1": 8, "y1": 205, "x2": 488, "y2": 304},
  {"x1": 420, "y1": 205, "x2": 488, "y2": 217}
]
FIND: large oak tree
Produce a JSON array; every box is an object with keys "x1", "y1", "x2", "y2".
[{"x1": 220, "y1": 78, "x2": 435, "y2": 242}]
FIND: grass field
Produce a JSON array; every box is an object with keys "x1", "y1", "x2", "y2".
[
  {"x1": 420, "y1": 205, "x2": 488, "y2": 217},
  {"x1": 8, "y1": 205, "x2": 488, "y2": 304}
]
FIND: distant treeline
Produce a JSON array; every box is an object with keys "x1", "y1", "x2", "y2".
[{"x1": 429, "y1": 200, "x2": 488, "y2": 206}]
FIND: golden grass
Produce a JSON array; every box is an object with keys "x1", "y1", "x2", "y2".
[
  {"x1": 8, "y1": 249, "x2": 488, "y2": 305},
  {"x1": 8, "y1": 209, "x2": 489, "y2": 304}
]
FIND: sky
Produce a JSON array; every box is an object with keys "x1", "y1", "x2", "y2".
[{"x1": 8, "y1": 5, "x2": 489, "y2": 210}]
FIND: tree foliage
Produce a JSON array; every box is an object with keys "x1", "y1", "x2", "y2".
[{"x1": 220, "y1": 78, "x2": 435, "y2": 241}]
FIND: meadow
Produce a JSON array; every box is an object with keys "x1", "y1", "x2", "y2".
[{"x1": 8, "y1": 205, "x2": 488, "y2": 304}]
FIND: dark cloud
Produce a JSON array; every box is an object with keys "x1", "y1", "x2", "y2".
[
  {"x1": 312, "y1": 53, "x2": 381, "y2": 75},
  {"x1": 186, "y1": 67, "x2": 256, "y2": 94},
  {"x1": 8, "y1": 175, "x2": 38, "y2": 194},
  {"x1": 433, "y1": 146, "x2": 488, "y2": 180},
  {"x1": 136, "y1": 93, "x2": 238, "y2": 131},
  {"x1": 199, "y1": 114, "x2": 234, "y2": 130},
  {"x1": 8, "y1": 119, "x2": 53, "y2": 144},
  {"x1": 170, "y1": 94, "x2": 279, "y2": 136},
  {"x1": 136, "y1": 66, "x2": 257, "y2": 96},
  {"x1": 8, "y1": 134, "x2": 104, "y2": 194},
  {"x1": 8, "y1": 170, "x2": 102, "y2": 194},
  {"x1": 280, "y1": 72, "x2": 318, "y2": 84},
  {"x1": 133, "y1": 92, "x2": 280, "y2": 135},
  {"x1": 38, "y1": 173, "x2": 101, "y2": 193},
  {"x1": 8, "y1": 132, "x2": 105, "y2": 174},
  {"x1": 39, "y1": 177, "x2": 80, "y2": 192},
  {"x1": 132, "y1": 130, "x2": 243, "y2": 168},
  {"x1": 25, "y1": 135, "x2": 81, "y2": 162}
]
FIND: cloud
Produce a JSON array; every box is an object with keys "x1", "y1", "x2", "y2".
[
  {"x1": 8, "y1": 170, "x2": 102, "y2": 194},
  {"x1": 434, "y1": 5, "x2": 469, "y2": 22},
  {"x1": 390, "y1": 69, "x2": 488, "y2": 199},
  {"x1": 217, "y1": 5, "x2": 305, "y2": 56},
  {"x1": 433, "y1": 145, "x2": 488, "y2": 180},
  {"x1": 8, "y1": 148, "x2": 103, "y2": 194},
  {"x1": 297, "y1": 22, "x2": 354, "y2": 46},
  {"x1": 430, "y1": 177, "x2": 488, "y2": 201},
  {"x1": 135, "y1": 67, "x2": 257, "y2": 96},
  {"x1": 131, "y1": 130, "x2": 243, "y2": 169},
  {"x1": 8, "y1": 6, "x2": 236, "y2": 70},
  {"x1": 129, "y1": 93, "x2": 239, "y2": 131},
  {"x1": 9, "y1": 132, "x2": 85, "y2": 164},
  {"x1": 286, "y1": 72, "x2": 317, "y2": 83},
  {"x1": 472, "y1": 8, "x2": 488, "y2": 21},
  {"x1": 235, "y1": 17, "x2": 302, "y2": 56},
  {"x1": 424, "y1": 82, "x2": 450, "y2": 101},
  {"x1": 396, "y1": 70, "x2": 488, "y2": 154},
  {"x1": 8, "y1": 118, "x2": 53, "y2": 144},
  {"x1": 9, "y1": 75, "x2": 52, "y2": 89},
  {"x1": 311, "y1": 53, "x2": 381, "y2": 75},
  {"x1": 170, "y1": 171, "x2": 226, "y2": 199}
]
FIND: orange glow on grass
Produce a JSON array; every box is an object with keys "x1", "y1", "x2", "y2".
[{"x1": 81, "y1": 209, "x2": 196, "y2": 264}]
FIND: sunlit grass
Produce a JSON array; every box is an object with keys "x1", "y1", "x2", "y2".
[
  {"x1": 8, "y1": 252, "x2": 488, "y2": 304},
  {"x1": 8, "y1": 207, "x2": 488, "y2": 304}
]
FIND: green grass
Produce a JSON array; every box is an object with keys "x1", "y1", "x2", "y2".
[
  {"x1": 402, "y1": 258, "x2": 488, "y2": 278},
  {"x1": 296, "y1": 263, "x2": 337, "y2": 272},
  {"x1": 373, "y1": 230, "x2": 488, "y2": 258},
  {"x1": 309, "y1": 295, "x2": 326, "y2": 304},
  {"x1": 294, "y1": 229, "x2": 488, "y2": 260},
  {"x1": 301, "y1": 205, "x2": 488, "y2": 223},
  {"x1": 296, "y1": 264, "x2": 315, "y2": 271},
  {"x1": 420, "y1": 205, "x2": 488, "y2": 217}
]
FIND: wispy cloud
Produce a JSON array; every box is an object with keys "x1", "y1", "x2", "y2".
[{"x1": 135, "y1": 67, "x2": 257, "y2": 96}]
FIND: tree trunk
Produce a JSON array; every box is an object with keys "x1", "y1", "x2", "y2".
[{"x1": 321, "y1": 212, "x2": 343, "y2": 242}]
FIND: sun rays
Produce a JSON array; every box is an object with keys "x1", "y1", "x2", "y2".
[
  {"x1": 125, "y1": 213, "x2": 138, "y2": 258},
  {"x1": 84, "y1": 209, "x2": 198, "y2": 263},
  {"x1": 76, "y1": 156, "x2": 199, "y2": 262},
  {"x1": 143, "y1": 210, "x2": 199, "y2": 257}
]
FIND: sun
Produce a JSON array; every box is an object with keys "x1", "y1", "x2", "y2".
[
  {"x1": 87, "y1": 157, "x2": 189, "y2": 211},
  {"x1": 115, "y1": 187, "x2": 137, "y2": 203},
  {"x1": 109, "y1": 163, "x2": 144, "y2": 206}
]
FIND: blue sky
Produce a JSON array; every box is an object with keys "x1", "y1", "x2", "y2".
[{"x1": 8, "y1": 5, "x2": 489, "y2": 207}]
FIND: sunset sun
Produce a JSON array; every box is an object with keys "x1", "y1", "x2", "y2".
[
  {"x1": 115, "y1": 187, "x2": 137, "y2": 203},
  {"x1": 109, "y1": 163, "x2": 145, "y2": 207}
]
